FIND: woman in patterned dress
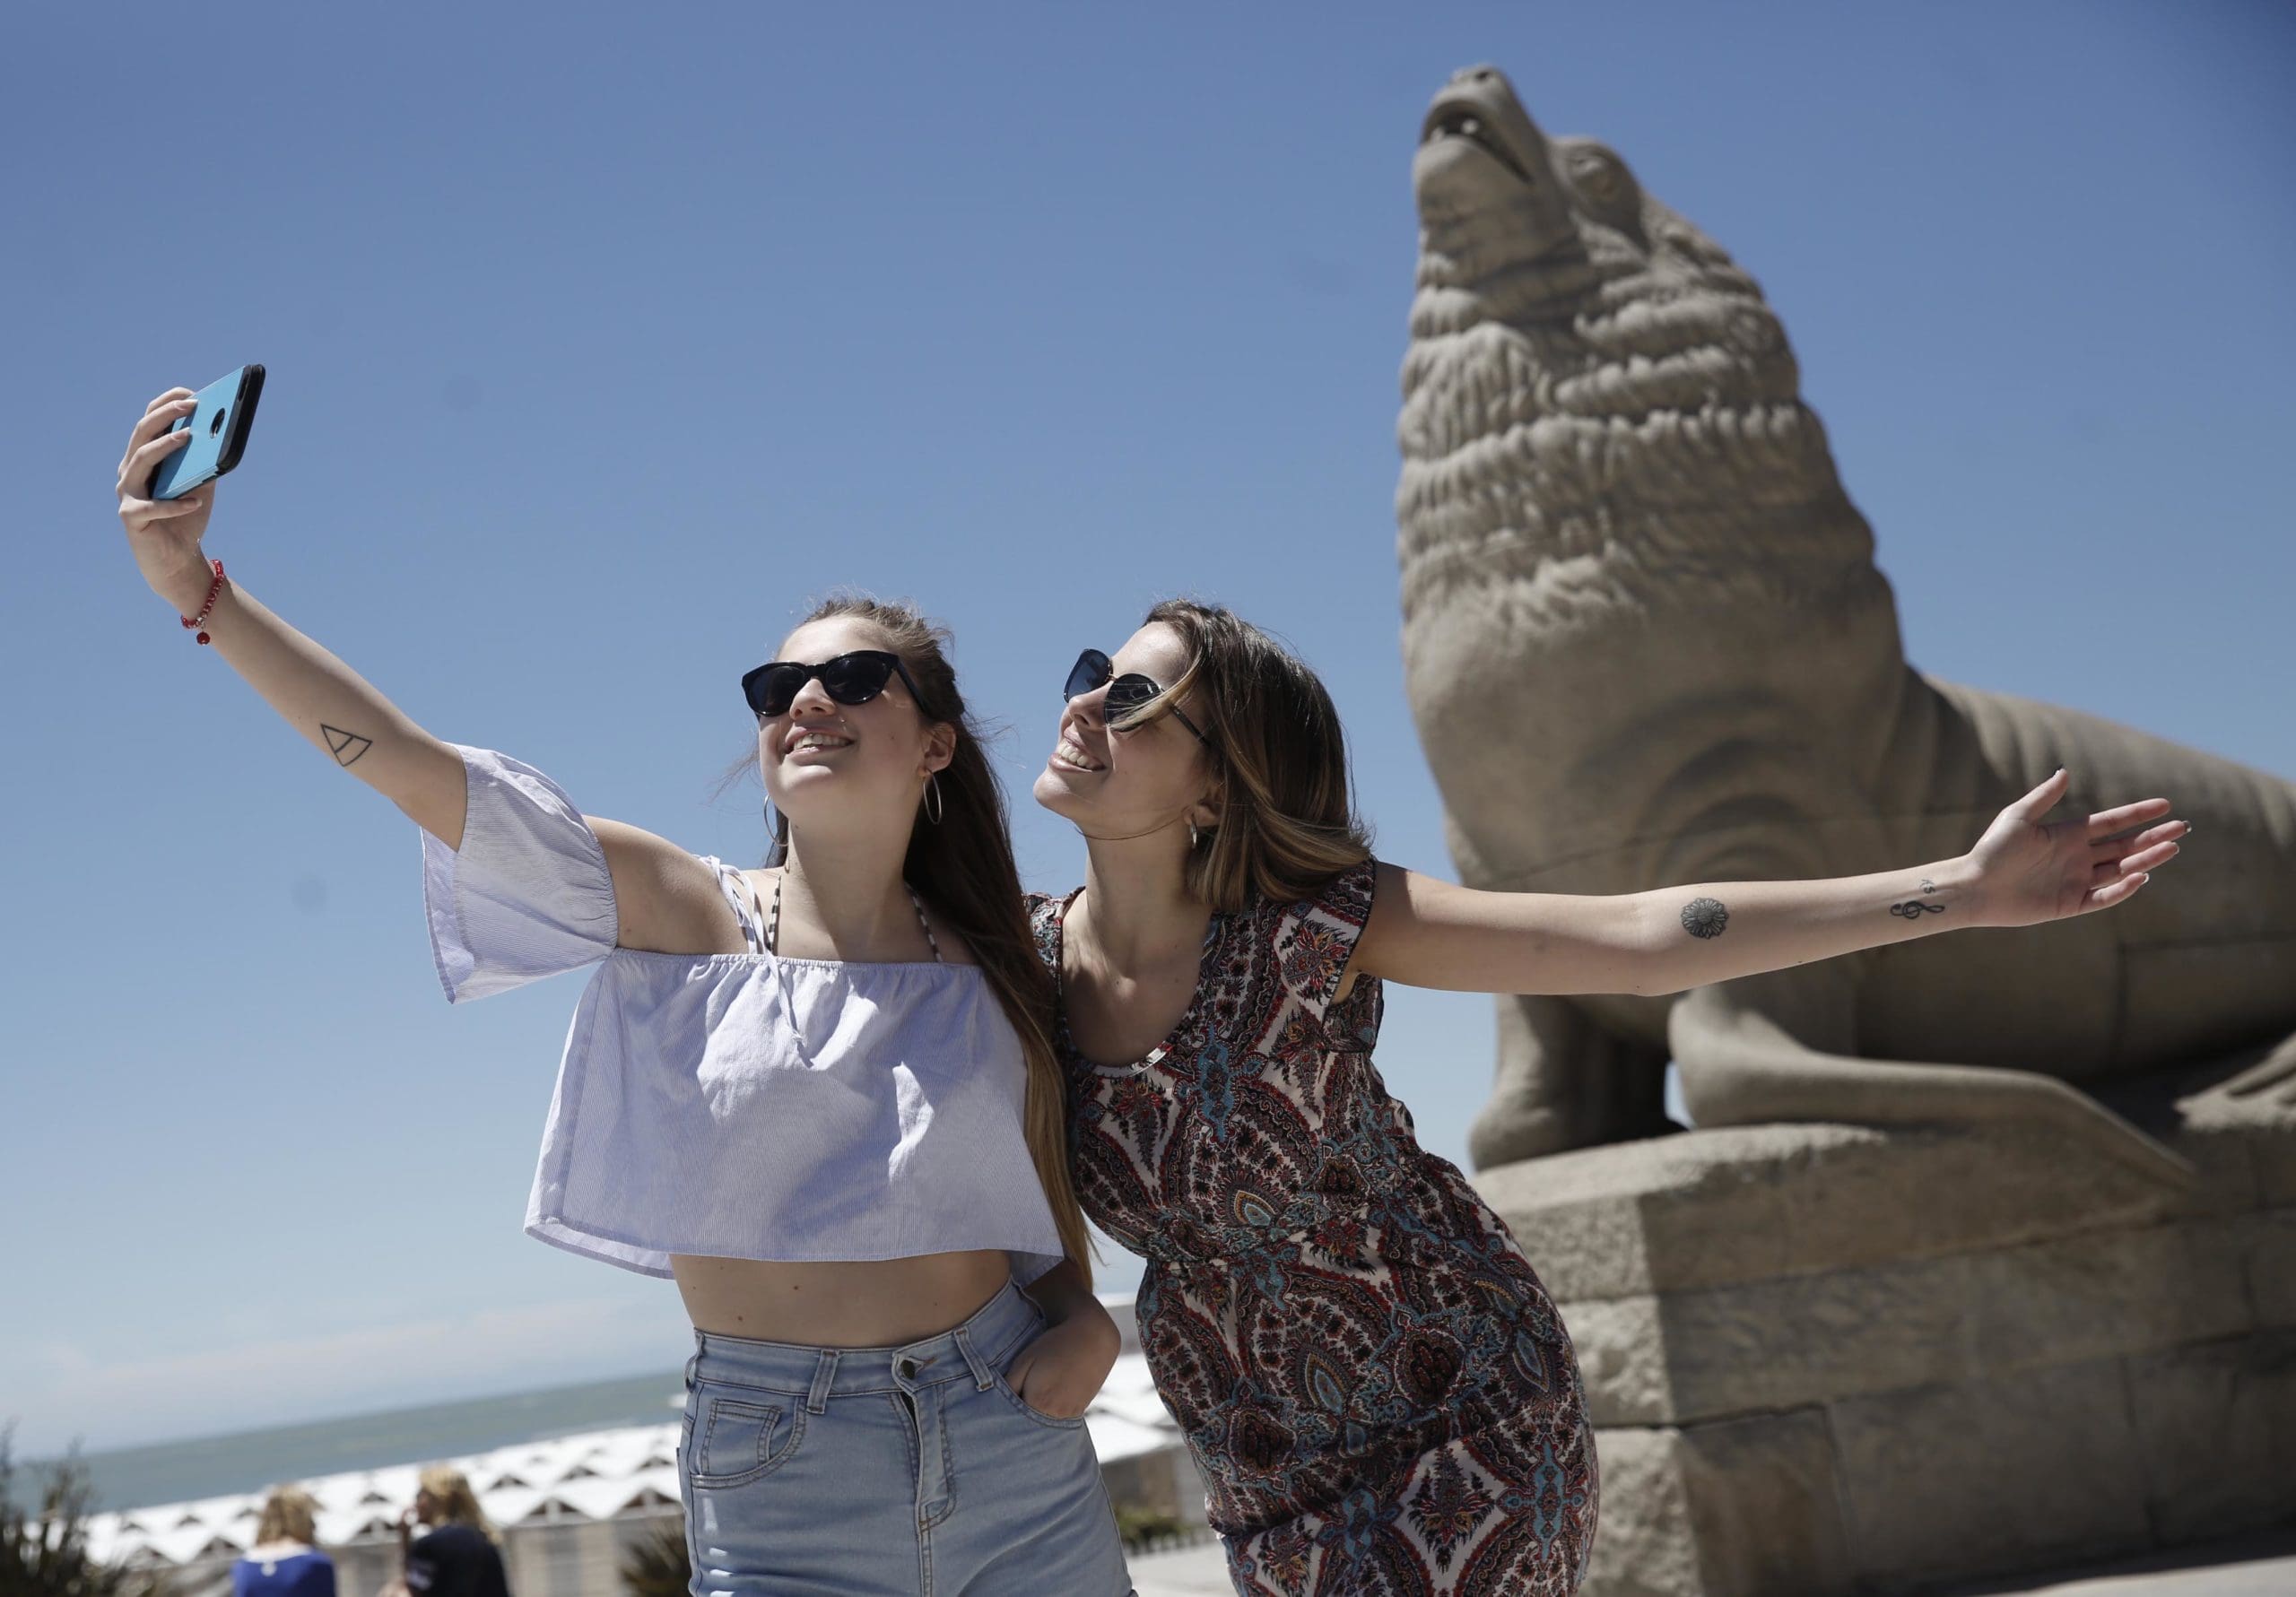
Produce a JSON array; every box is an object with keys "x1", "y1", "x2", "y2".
[{"x1": 1025, "y1": 599, "x2": 2189, "y2": 1597}]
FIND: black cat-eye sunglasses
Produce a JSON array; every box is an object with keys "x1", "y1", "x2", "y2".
[
  {"x1": 743, "y1": 650, "x2": 925, "y2": 719},
  {"x1": 1064, "y1": 648, "x2": 1212, "y2": 748}
]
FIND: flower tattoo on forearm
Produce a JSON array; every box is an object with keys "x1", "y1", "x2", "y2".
[{"x1": 1681, "y1": 897, "x2": 1729, "y2": 940}]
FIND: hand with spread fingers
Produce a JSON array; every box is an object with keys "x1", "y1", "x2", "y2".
[{"x1": 1962, "y1": 768, "x2": 2189, "y2": 929}]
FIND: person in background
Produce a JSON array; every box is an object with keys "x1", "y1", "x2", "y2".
[
  {"x1": 232, "y1": 1487, "x2": 335, "y2": 1597},
  {"x1": 387, "y1": 1468, "x2": 509, "y2": 1597}
]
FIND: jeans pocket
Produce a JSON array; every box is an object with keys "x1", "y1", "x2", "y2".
[
  {"x1": 991, "y1": 1307, "x2": 1090, "y2": 1431},
  {"x1": 991, "y1": 1365, "x2": 1091, "y2": 1429},
  {"x1": 686, "y1": 1393, "x2": 807, "y2": 1487}
]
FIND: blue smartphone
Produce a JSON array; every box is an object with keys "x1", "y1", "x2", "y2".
[{"x1": 148, "y1": 364, "x2": 265, "y2": 500}]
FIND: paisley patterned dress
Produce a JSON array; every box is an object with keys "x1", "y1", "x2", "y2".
[{"x1": 1031, "y1": 861, "x2": 1597, "y2": 1596}]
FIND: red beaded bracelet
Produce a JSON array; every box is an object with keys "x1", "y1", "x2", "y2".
[{"x1": 180, "y1": 558, "x2": 228, "y2": 646}]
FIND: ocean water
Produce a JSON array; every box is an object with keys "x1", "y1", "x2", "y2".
[{"x1": 39, "y1": 1369, "x2": 687, "y2": 1514}]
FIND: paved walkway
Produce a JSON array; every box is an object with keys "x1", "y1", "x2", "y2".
[
  {"x1": 1126, "y1": 1532, "x2": 2296, "y2": 1597},
  {"x1": 1990, "y1": 1558, "x2": 2296, "y2": 1595},
  {"x1": 1933, "y1": 1530, "x2": 2296, "y2": 1597},
  {"x1": 1126, "y1": 1540, "x2": 1231, "y2": 1595}
]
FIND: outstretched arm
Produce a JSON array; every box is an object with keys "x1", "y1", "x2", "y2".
[
  {"x1": 117, "y1": 388, "x2": 469, "y2": 842},
  {"x1": 1353, "y1": 770, "x2": 2189, "y2": 999},
  {"x1": 115, "y1": 387, "x2": 733, "y2": 954}
]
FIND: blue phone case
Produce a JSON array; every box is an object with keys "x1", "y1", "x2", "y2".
[{"x1": 149, "y1": 365, "x2": 265, "y2": 500}]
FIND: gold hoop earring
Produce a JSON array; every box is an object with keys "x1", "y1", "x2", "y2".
[
  {"x1": 1188, "y1": 821, "x2": 1200, "y2": 849},
  {"x1": 923, "y1": 772, "x2": 945, "y2": 826}
]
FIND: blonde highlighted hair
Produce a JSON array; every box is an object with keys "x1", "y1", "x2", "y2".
[
  {"x1": 417, "y1": 1467, "x2": 495, "y2": 1543},
  {"x1": 1123, "y1": 599, "x2": 1372, "y2": 913},
  {"x1": 254, "y1": 1485, "x2": 318, "y2": 1547}
]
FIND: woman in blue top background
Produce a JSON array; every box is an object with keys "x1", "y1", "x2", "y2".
[{"x1": 232, "y1": 1487, "x2": 334, "y2": 1597}]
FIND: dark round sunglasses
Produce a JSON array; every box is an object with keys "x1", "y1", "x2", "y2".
[
  {"x1": 1063, "y1": 648, "x2": 1212, "y2": 747},
  {"x1": 743, "y1": 650, "x2": 925, "y2": 719}
]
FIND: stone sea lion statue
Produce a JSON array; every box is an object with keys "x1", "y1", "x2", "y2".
[{"x1": 1396, "y1": 65, "x2": 2296, "y2": 1179}]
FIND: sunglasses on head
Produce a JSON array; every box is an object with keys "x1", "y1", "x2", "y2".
[
  {"x1": 743, "y1": 650, "x2": 925, "y2": 719},
  {"x1": 1064, "y1": 648, "x2": 1213, "y2": 748}
]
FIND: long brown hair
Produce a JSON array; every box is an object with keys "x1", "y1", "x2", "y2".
[
  {"x1": 1122, "y1": 599, "x2": 1372, "y2": 913},
  {"x1": 722, "y1": 595, "x2": 1092, "y2": 1285}
]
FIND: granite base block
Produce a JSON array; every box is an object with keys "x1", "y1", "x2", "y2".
[{"x1": 1481, "y1": 1089, "x2": 2296, "y2": 1596}]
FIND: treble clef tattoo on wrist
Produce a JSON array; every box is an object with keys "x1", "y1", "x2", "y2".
[{"x1": 1889, "y1": 877, "x2": 1945, "y2": 919}]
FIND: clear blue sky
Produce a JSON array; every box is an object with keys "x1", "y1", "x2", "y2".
[{"x1": 5, "y1": 2, "x2": 2291, "y2": 1460}]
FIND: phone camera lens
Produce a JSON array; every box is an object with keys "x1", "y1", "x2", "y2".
[{"x1": 208, "y1": 408, "x2": 225, "y2": 437}]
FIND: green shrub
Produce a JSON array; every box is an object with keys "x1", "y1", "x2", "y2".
[
  {"x1": 1, "y1": 1427, "x2": 172, "y2": 1597},
  {"x1": 1112, "y1": 1504, "x2": 1186, "y2": 1550},
  {"x1": 617, "y1": 1518, "x2": 688, "y2": 1597}
]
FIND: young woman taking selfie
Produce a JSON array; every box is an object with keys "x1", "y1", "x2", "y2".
[{"x1": 115, "y1": 387, "x2": 1136, "y2": 1597}]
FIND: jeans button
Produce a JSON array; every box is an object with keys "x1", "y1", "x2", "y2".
[{"x1": 896, "y1": 1358, "x2": 917, "y2": 1378}]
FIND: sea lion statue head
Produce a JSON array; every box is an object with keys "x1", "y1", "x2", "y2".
[
  {"x1": 1400, "y1": 65, "x2": 1872, "y2": 632},
  {"x1": 1397, "y1": 65, "x2": 1903, "y2": 901}
]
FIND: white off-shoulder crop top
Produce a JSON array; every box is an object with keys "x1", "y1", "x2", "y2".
[{"x1": 418, "y1": 744, "x2": 1065, "y2": 1286}]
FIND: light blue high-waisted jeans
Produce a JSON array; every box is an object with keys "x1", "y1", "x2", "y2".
[{"x1": 677, "y1": 1278, "x2": 1135, "y2": 1596}]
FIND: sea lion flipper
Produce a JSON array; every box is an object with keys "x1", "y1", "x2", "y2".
[
  {"x1": 2218, "y1": 1032, "x2": 2296, "y2": 1107},
  {"x1": 1669, "y1": 973, "x2": 2199, "y2": 1190}
]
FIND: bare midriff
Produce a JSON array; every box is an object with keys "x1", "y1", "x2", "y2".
[{"x1": 671, "y1": 1249, "x2": 1014, "y2": 1347}]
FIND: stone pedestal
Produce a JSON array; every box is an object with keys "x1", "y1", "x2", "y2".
[{"x1": 1475, "y1": 1068, "x2": 2296, "y2": 1596}]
